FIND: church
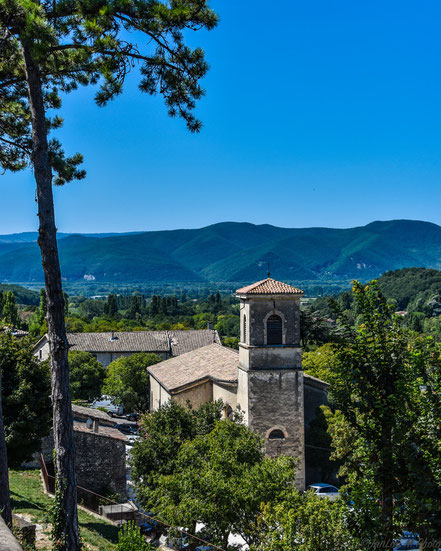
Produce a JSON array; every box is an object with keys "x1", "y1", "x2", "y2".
[{"x1": 147, "y1": 277, "x2": 329, "y2": 489}]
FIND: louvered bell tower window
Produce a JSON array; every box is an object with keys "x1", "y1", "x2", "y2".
[
  {"x1": 243, "y1": 315, "x2": 247, "y2": 343},
  {"x1": 267, "y1": 314, "x2": 283, "y2": 345}
]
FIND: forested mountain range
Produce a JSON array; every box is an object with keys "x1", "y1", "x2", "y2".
[{"x1": 2, "y1": 220, "x2": 441, "y2": 284}]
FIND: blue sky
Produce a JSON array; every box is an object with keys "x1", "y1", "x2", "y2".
[{"x1": 1, "y1": 0, "x2": 441, "y2": 233}]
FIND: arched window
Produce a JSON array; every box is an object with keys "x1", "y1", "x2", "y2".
[
  {"x1": 268, "y1": 429, "x2": 285, "y2": 440},
  {"x1": 243, "y1": 314, "x2": 247, "y2": 343},
  {"x1": 267, "y1": 314, "x2": 282, "y2": 345}
]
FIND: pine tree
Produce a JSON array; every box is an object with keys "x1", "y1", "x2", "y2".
[{"x1": 0, "y1": 2, "x2": 217, "y2": 548}]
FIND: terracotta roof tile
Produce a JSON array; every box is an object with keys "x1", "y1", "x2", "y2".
[
  {"x1": 73, "y1": 420, "x2": 129, "y2": 443},
  {"x1": 169, "y1": 330, "x2": 221, "y2": 356},
  {"x1": 236, "y1": 278, "x2": 304, "y2": 296},
  {"x1": 59, "y1": 330, "x2": 220, "y2": 355},
  {"x1": 67, "y1": 331, "x2": 170, "y2": 353},
  {"x1": 71, "y1": 404, "x2": 113, "y2": 423},
  {"x1": 148, "y1": 343, "x2": 238, "y2": 392}
]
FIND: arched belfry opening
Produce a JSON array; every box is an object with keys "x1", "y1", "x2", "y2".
[
  {"x1": 268, "y1": 428, "x2": 285, "y2": 440},
  {"x1": 267, "y1": 314, "x2": 283, "y2": 345}
]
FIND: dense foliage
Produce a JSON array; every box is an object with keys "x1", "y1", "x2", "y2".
[
  {"x1": 131, "y1": 400, "x2": 225, "y2": 499},
  {"x1": 0, "y1": 291, "x2": 20, "y2": 327},
  {"x1": 116, "y1": 522, "x2": 154, "y2": 551},
  {"x1": 312, "y1": 267, "x2": 441, "y2": 340},
  {"x1": 132, "y1": 401, "x2": 297, "y2": 550},
  {"x1": 69, "y1": 351, "x2": 106, "y2": 403},
  {"x1": 0, "y1": 333, "x2": 51, "y2": 467},
  {"x1": 252, "y1": 491, "x2": 361, "y2": 551},
  {"x1": 103, "y1": 353, "x2": 161, "y2": 412},
  {"x1": 323, "y1": 281, "x2": 441, "y2": 549}
]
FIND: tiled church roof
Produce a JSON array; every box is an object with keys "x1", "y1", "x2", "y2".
[
  {"x1": 148, "y1": 343, "x2": 238, "y2": 392},
  {"x1": 149, "y1": 342, "x2": 327, "y2": 393},
  {"x1": 236, "y1": 278, "x2": 303, "y2": 295}
]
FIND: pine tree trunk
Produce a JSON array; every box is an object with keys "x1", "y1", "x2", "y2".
[
  {"x1": 0, "y1": 364, "x2": 12, "y2": 526},
  {"x1": 21, "y1": 43, "x2": 80, "y2": 551}
]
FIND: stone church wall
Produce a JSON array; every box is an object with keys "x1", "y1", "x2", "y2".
[{"x1": 245, "y1": 368, "x2": 305, "y2": 490}]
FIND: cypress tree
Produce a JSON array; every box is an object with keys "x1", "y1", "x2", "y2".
[
  {"x1": 2, "y1": 292, "x2": 19, "y2": 327},
  {"x1": 150, "y1": 295, "x2": 160, "y2": 316},
  {"x1": 38, "y1": 288, "x2": 47, "y2": 325},
  {"x1": 105, "y1": 294, "x2": 118, "y2": 318},
  {"x1": 160, "y1": 296, "x2": 168, "y2": 315},
  {"x1": 127, "y1": 295, "x2": 141, "y2": 319}
]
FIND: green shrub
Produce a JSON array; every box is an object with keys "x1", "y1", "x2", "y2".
[{"x1": 116, "y1": 522, "x2": 153, "y2": 551}]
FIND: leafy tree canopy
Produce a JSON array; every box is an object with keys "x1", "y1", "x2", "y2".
[
  {"x1": 302, "y1": 342, "x2": 342, "y2": 385},
  {"x1": 251, "y1": 491, "x2": 361, "y2": 551},
  {"x1": 69, "y1": 350, "x2": 106, "y2": 402},
  {"x1": 150, "y1": 419, "x2": 297, "y2": 549},
  {"x1": 324, "y1": 281, "x2": 441, "y2": 549},
  {"x1": 131, "y1": 399, "x2": 225, "y2": 506},
  {"x1": 103, "y1": 352, "x2": 161, "y2": 412},
  {"x1": 0, "y1": 333, "x2": 51, "y2": 467}
]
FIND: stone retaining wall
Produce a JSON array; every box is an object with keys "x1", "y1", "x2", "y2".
[{"x1": 0, "y1": 517, "x2": 22, "y2": 551}]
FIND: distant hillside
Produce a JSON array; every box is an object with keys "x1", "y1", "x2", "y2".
[
  {"x1": 312, "y1": 267, "x2": 441, "y2": 324},
  {"x1": 1, "y1": 220, "x2": 441, "y2": 285},
  {"x1": 0, "y1": 283, "x2": 39, "y2": 305}
]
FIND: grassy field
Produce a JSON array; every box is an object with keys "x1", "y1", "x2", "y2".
[{"x1": 9, "y1": 469, "x2": 119, "y2": 550}]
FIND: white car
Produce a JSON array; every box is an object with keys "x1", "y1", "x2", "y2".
[
  {"x1": 90, "y1": 395, "x2": 123, "y2": 416},
  {"x1": 306, "y1": 483, "x2": 340, "y2": 501}
]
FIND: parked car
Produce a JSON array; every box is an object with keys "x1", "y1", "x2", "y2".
[
  {"x1": 125, "y1": 412, "x2": 140, "y2": 422},
  {"x1": 306, "y1": 483, "x2": 340, "y2": 501},
  {"x1": 393, "y1": 532, "x2": 419, "y2": 551},
  {"x1": 90, "y1": 396, "x2": 123, "y2": 416},
  {"x1": 114, "y1": 423, "x2": 138, "y2": 435},
  {"x1": 139, "y1": 522, "x2": 156, "y2": 536}
]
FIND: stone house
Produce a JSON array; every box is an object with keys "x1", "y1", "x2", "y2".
[
  {"x1": 148, "y1": 278, "x2": 329, "y2": 490},
  {"x1": 40, "y1": 405, "x2": 128, "y2": 497},
  {"x1": 33, "y1": 329, "x2": 221, "y2": 367}
]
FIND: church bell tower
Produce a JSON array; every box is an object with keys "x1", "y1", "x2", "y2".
[{"x1": 235, "y1": 277, "x2": 305, "y2": 489}]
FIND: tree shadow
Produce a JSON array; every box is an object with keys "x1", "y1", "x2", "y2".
[
  {"x1": 10, "y1": 490, "x2": 48, "y2": 513},
  {"x1": 79, "y1": 520, "x2": 119, "y2": 543}
]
